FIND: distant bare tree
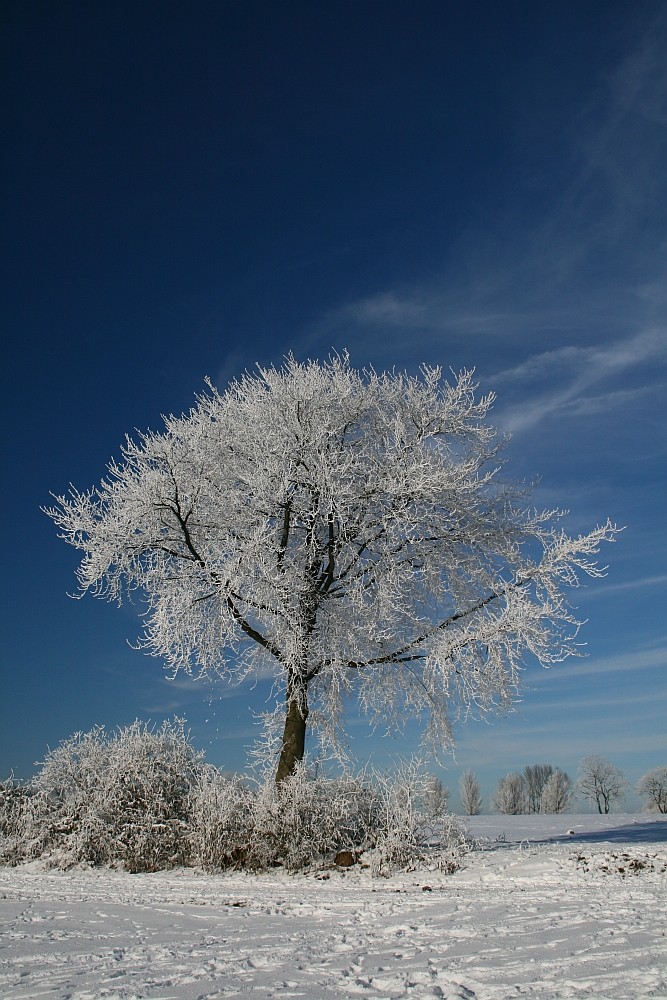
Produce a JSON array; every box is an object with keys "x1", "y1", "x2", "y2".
[
  {"x1": 540, "y1": 769, "x2": 572, "y2": 814},
  {"x1": 576, "y1": 755, "x2": 627, "y2": 814},
  {"x1": 422, "y1": 775, "x2": 449, "y2": 819},
  {"x1": 492, "y1": 772, "x2": 527, "y2": 815},
  {"x1": 523, "y1": 764, "x2": 554, "y2": 813},
  {"x1": 636, "y1": 767, "x2": 667, "y2": 813},
  {"x1": 459, "y1": 770, "x2": 483, "y2": 815}
]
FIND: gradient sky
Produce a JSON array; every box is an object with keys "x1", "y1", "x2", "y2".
[{"x1": 2, "y1": 1, "x2": 666, "y2": 810}]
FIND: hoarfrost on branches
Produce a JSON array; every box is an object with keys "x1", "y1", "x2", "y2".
[
  {"x1": 540, "y1": 769, "x2": 573, "y2": 814},
  {"x1": 0, "y1": 724, "x2": 469, "y2": 876},
  {"x1": 636, "y1": 767, "x2": 667, "y2": 814},
  {"x1": 492, "y1": 772, "x2": 527, "y2": 815},
  {"x1": 577, "y1": 755, "x2": 628, "y2": 814},
  {"x1": 0, "y1": 720, "x2": 203, "y2": 871},
  {"x1": 459, "y1": 770, "x2": 483, "y2": 815},
  {"x1": 45, "y1": 354, "x2": 620, "y2": 780}
]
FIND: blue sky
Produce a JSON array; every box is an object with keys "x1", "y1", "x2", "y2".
[{"x1": 2, "y1": 1, "x2": 665, "y2": 810}]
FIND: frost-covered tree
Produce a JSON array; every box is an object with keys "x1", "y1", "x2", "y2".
[
  {"x1": 523, "y1": 763, "x2": 554, "y2": 813},
  {"x1": 540, "y1": 769, "x2": 572, "y2": 814},
  {"x1": 45, "y1": 355, "x2": 618, "y2": 782},
  {"x1": 459, "y1": 769, "x2": 483, "y2": 815},
  {"x1": 491, "y1": 771, "x2": 528, "y2": 816},
  {"x1": 492, "y1": 772, "x2": 527, "y2": 814},
  {"x1": 576, "y1": 755, "x2": 627, "y2": 814},
  {"x1": 421, "y1": 775, "x2": 449, "y2": 819},
  {"x1": 636, "y1": 766, "x2": 667, "y2": 813}
]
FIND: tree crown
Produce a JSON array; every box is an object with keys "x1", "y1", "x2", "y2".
[{"x1": 46, "y1": 355, "x2": 620, "y2": 767}]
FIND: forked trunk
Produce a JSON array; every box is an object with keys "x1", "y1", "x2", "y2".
[{"x1": 275, "y1": 682, "x2": 309, "y2": 783}]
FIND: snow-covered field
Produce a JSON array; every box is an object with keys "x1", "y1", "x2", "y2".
[{"x1": 1, "y1": 814, "x2": 666, "y2": 1000}]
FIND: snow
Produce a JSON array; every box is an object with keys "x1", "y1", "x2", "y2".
[{"x1": 1, "y1": 814, "x2": 665, "y2": 1000}]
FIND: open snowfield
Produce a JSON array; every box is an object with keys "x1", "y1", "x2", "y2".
[{"x1": 1, "y1": 814, "x2": 666, "y2": 1000}]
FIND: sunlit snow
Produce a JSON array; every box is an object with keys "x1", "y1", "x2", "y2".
[{"x1": 2, "y1": 813, "x2": 665, "y2": 999}]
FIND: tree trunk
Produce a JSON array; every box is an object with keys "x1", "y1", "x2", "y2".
[{"x1": 275, "y1": 681, "x2": 309, "y2": 783}]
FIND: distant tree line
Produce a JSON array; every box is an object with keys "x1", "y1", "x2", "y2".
[
  {"x1": 491, "y1": 764, "x2": 574, "y2": 814},
  {"x1": 488, "y1": 757, "x2": 667, "y2": 815},
  {"x1": 398, "y1": 757, "x2": 667, "y2": 818}
]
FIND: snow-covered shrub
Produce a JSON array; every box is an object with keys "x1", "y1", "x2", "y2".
[
  {"x1": 2, "y1": 720, "x2": 204, "y2": 870},
  {"x1": 0, "y1": 778, "x2": 29, "y2": 836},
  {"x1": 12, "y1": 725, "x2": 113, "y2": 865},
  {"x1": 187, "y1": 766, "x2": 254, "y2": 870},
  {"x1": 188, "y1": 760, "x2": 467, "y2": 875},
  {"x1": 2, "y1": 723, "x2": 468, "y2": 876},
  {"x1": 367, "y1": 766, "x2": 422, "y2": 875},
  {"x1": 242, "y1": 765, "x2": 376, "y2": 872},
  {"x1": 0, "y1": 778, "x2": 35, "y2": 864},
  {"x1": 97, "y1": 719, "x2": 203, "y2": 871},
  {"x1": 365, "y1": 762, "x2": 468, "y2": 875}
]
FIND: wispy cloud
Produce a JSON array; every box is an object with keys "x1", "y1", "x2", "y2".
[
  {"x1": 517, "y1": 686, "x2": 666, "y2": 714},
  {"x1": 580, "y1": 573, "x2": 667, "y2": 598},
  {"x1": 575, "y1": 7, "x2": 667, "y2": 229},
  {"x1": 491, "y1": 328, "x2": 667, "y2": 433},
  {"x1": 493, "y1": 328, "x2": 667, "y2": 385},
  {"x1": 533, "y1": 643, "x2": 667, "y2": 681},
  {"x1": 303, "y1": 12, "x2": 667, "y2": 399},
  {"x1": 461, "y1": 724, "x2": 665, "y2": 773}
]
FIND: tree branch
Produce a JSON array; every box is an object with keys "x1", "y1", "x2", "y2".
[
  {"x1": 226, "y1": 594, "x2": 285, "y2": 663},
  {"x1": 343, "y1": 576, "x2": 527, "y2": 670}
]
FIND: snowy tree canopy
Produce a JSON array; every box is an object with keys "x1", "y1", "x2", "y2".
[
  {"x1": 636, "y1": 767, "x2": 667, "y2": 814},
  {"x1": 492, "y1": 772, "x2": 527, "y2": 815},
  {"x1": 46, "y1": 355, "x2": 620, "y2": 780},
  {"x1": 459, "y1": 771, "x2": 483, "y2": 816}
]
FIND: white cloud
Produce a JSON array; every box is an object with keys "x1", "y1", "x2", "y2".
[
  {"x1": 579, "y1": 573, "x2": 667, "y2": 598},
  {"x1": 300, "y1": 13, "x2": 667, "y2": 400},
  {"x1": 534, "y1": 643, "x2": 667, "y2": 681},
  {"x1": 491, "y1": 327, "x2": 667, "y2": 433},
  {"x1": 493, "y1": 328, "x2": 666, "y2": 385}
]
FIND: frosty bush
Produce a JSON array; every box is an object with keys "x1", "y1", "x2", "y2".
[
  {"x1": 367, "y1": 762, "x2": 468, "y2": 876},
  {"x1": 0, "y1": 778, "x2": 28, "y2": 837},
  {"x1": 188, "y1": 764, "x2": 380, "y2": 873},
  {"x1": 187, "y1": 766, "x2": 255, "y2": 870},
  {"x1": 1, "y1": 719, "x2": 204, "y2": 871},
  {"x1": 1, "y1": 724, "x2": 468, "y2": 876},
  {"x1": 0, "y1": 778, "x2": 34, "y2": 864},
  {"x1": 96, "y1": 718, "x2": 203, "y2": 871}
]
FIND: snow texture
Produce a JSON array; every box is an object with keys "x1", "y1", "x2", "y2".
[{"x1": 1, "y1": 813, "x2": 665, "y2": 999}]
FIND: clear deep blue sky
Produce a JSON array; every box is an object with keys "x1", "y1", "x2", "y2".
[{"x1": 2, "y1": 1, "x2": 665, "y2": 809}]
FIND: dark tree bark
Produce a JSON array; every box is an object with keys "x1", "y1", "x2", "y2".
[{"x1": 275, "y1": 678, "x2": 309, "y2": 783}]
